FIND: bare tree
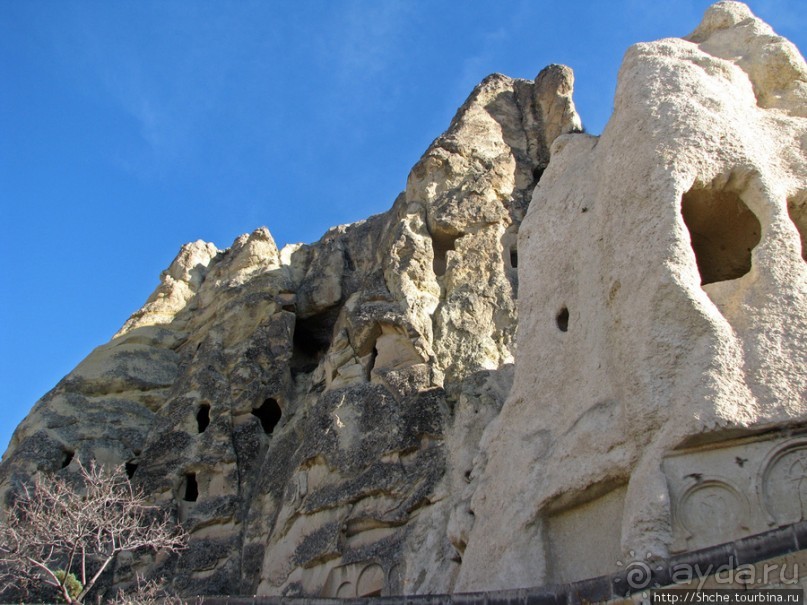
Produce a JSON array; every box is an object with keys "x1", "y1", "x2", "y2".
[
  {"x1": 0, "y1": 459, "x2": 187, "y2": 604},
  {"x1": 108, "y1": 574, "x2": 187, "y2": 605}
]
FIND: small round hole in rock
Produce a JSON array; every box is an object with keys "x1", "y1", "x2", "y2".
[
  {"x1": 556, "y1": 307, "x2": 569, "y2": 332},
  {"x1": 253, "y1": 398, "x2": 282, "y2": 435}
]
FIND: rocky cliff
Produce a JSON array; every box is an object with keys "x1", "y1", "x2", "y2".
[
  {"x1": 0, "y1": 64, "x2": 580, "y2": 597},
  {"x1": 2, "y1": 2, "x2": 806, "y2": 599},
  {"x1": 458, "y1": 1, "x2": 807, "y2": 591}
]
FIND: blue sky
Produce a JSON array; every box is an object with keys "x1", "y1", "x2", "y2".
[{"x1": 1, "y1": 1, "x2": 805, "y2": 456}]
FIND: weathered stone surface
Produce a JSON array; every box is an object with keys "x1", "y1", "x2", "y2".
[
  {"x1": 2, "y1": 2, "x2": 805, "y2": 598},
  {"x1": 457, "y1": 1, "x2": 807, "y2": 591},
  {"x1": 0, "y1": 65, "x2": 578, "y2": 598}
]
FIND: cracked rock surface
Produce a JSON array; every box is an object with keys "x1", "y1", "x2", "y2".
[
  {"x1": 457, "y1": 1, "x2": 807, "y2": 591},
  {"x1": 4, "y1": 2, "x2": 805, "y2": 596},
  {"x1": 1, "y1": 67, "x2": 579, "y2": 597}
]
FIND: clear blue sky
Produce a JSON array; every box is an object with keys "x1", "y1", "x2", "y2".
[{"x1": 1, "y1": 1, "x2": 805, "y2": 456}]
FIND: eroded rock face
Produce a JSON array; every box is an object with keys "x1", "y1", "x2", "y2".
[
  {"x1": 3, "y1": 3, "x2": 805, "y2": 596},
  {"x1": 0, "y1": 68, "x2": 579, "y2": 597},
  {"x1": 457, "y1": 1, "x2": 807, "y2": 591}
]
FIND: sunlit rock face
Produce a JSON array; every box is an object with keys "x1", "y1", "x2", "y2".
[
  {"x1": 0, "y1": 67, "x2": 579, "y2": 597},
  {"x1": 3, "y1": 2, "x2": 806, "y2": 597},
  {"x1": 457, "y1": 1, "x2": 807, "y2": 592}
]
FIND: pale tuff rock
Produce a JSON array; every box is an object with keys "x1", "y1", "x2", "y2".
[
  {"x1": 534, "y1": 64, "x2": 582, "y2": 149},
  {"x1": 2, "y1": 2, "x2": 806, "y2": 598},
  {"x1": 117, "y1": 240, "x2": 219, "y2": 335},
  {"x1": 406, "y1": 70, "x2": 580, "y2": 384},
  {"x1": 687, "y1": 1, "x2": 807, "y2": 116},
  {"x1": 457, "y1": 1, "x2": 807, "y2": 591},
  {"x1": 1, "y1": 67, "x2": 575, "y2": 598}
]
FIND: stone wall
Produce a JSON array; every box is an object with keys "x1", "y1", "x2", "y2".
[{"x1": 186, "y1": 521, "x2": 807, "y2": 605}]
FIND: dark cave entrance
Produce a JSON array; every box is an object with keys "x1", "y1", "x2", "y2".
[
  {"x1": 509, "y1": 246, "x2": 518, "y2": 269},
  {"x1": 291, "y1": 306, "x2": 340, "y2": 375},
  {"x1": 183, "y1": 473, "x2": 198, "y2": 502},
  {"x1": 61, "y1": 449, "x2": 74, "y2": 469},
  {"x1": 197, "y1": 403, "x2": 211, "y2": 433},
  {"x1": 556, "y1": 307, "x2": 569, "y2": 332},
  {"x1": 252, "y1": 398, "x2": 282, "y2": 435},
  {"x1": 681, "y1": 186, "x2": 761, "y2": 285}
]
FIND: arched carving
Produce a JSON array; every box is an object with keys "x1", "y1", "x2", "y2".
[
  {"x1": 760, "y1": 440, "x2": 807, "y2": 526},
  {"x1": 674, "y1": 478, "x2": 749, "y2": 547},
  {"x1": 320, "y1": 561, "x2": 386, "y2": 598},
  {"x1": 357, "y1": 563, "x2": 385, "y2": 597}
]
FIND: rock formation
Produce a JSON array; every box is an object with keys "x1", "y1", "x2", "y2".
[
  {"x1": 457, "y1": 1, "x2": 807, "y2": 592},
  {"x1": 0, "y1": 65, "x2": 580, "y2": 597},
  {"x1": 2, "y1": 2, "x2": 805, "y2": 599}
]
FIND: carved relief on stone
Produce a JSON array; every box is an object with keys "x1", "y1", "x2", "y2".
[
  {"x1": 674, "y1": 478, "x2": 750, "y2": 548},
  {"x1": 665, "y1": 430, "x2": 807, "y2": 553},
  {"x1": 760, "y1": 439, "x2": 807, "y2": 526},
  {"x1": 320, "y1": 561, "x2": 386, "y2": 598}
]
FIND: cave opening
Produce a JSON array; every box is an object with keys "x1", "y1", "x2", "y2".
[
  {"x1": 125, "y1": 461, "x2": 138, "y2": 479},
  {"x1": 432, "y1": 231, "x2": 462, "y2": 277},
  {"x1": 183, "y1": 473, "x2": 198, "y2": 502},
  {"x1": 196, "y1": 403, "x2": 210, "y2": 433},
  {"x1": 510, "y1": 246, "x2": 518, "y2": 269},
  {"x1": 681, "y1": 186, "x2": 761, "y2": 285},
  {"x1": 532, "y1": 164, "x2": 546, "y2": 185},
  {"x1": 61, "y1": 450, "x2": 74, "y2": 469},
  {"x1": 366, "y1": 344, "x2": 379, "y2": 381},
  {"x1": 291, "y1": 307, "x2": 340, "y2": 375},
  {"x1": 556, "y1": 307, "x2": 569, "y2": 332},
  {"x1": 252, "y1": 398, "x2": 282, "y2": 435}
]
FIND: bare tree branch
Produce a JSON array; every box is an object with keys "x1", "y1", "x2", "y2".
[{"x1": 0, "y1": 458, "x2": 187, "y2": 604}]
